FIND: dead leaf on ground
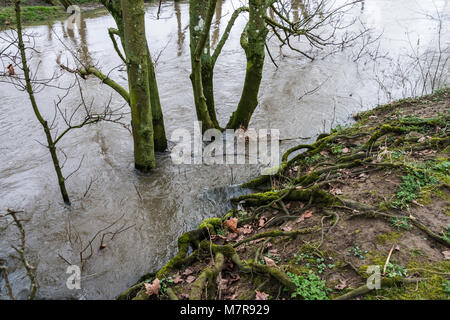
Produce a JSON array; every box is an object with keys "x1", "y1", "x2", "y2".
[
  {"x1": 226, "y1": 232, "x2": 238, "y2": 242},
  {"x1": 255, "y1": 291, "x2": 269, "y2": 300},
  {"x1": 224, "y1": 218, "x2": 238, "y2": 233},
  {"x1": 258, "y1": 217, "x2": 267, "y2": 228},
  {"x1": 239, "y1": 224, "x2": 253, "y2": 235},
  {"x1": 300, "y1": 210, "x2": 312, "y2": 219},
  {"x1": 330, "y1": 187, "x2": 343, "y2": 195},
  {"x1": 182, "y1": 268, "x2": 193, "y2": 276},
  {"x1": 342, "y1": 147, "x2": 351, "y2": 154},
  {"x1": 334, "y1": 279, "x2": 347, "y2": 290},
  {"x1": 144, "y1": 278, "x2": 160, "y2": 296},
  {"x1": 443, "y1": 251, "x2": 450, "y2": 260},
  {"x1": 186, "y1": 275, "x2": 196, "y2": 283},
  {"x1": 264, "y1": 256, "x2": 276, "y2": 267},
  {"x1": 281, "y1": 225, "x2": 292, "y2": 232},
  {"x1": 173, "y1": 275, "x2": 184, "y2": 284}
]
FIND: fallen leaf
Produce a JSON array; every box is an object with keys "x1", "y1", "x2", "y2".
[
  {"x1": 258, "y1": 217, "x2": 267, "y2": 228},
  {"x1": 330, "y1": 187, "x2": 343, "y2": 195},
  {"x1": 255, "y1": 291, "x2": 269, "y2": 300},
  {"x1": 301, "y1": 210, "x2": 313, "y2": 219},
  {"x1": 342, "y1": 147, "x2": 351, "y2": 154},
  {"x1": 226, "y1": 232, "x2": 238, "y2": 242},
  {"x1": 334, "y1": 279, "x2": 347, "y2": 290},
  {"x1": 173, "y1": 276, "x2": 184, "y2": 284},
  {"x1": 224, "y1": 218, "x2": 239, "y2": 233},
  {"x1": 144, "y1": 278, "x2": 160, "y2": 296},
  {"x1": 443, "y1": 251, "x2": 450, "y2": 260},
  {"x1": 240, "y1": 224, "x2": 253, "y2": 234},
  {"x1": 7, "y1": 64, "x2": 14, "y2": 76},
  {"x1": 264, "y1": 256, "x2": 276, "y2": 267},
  {"x1": 182, "y1": 268, "x2": 193, "y2": 276},
  {"x1": 281, "y1": 225, "x2": 292, "y2": 232},
  {"x1": 186, "y1": 275, "x2": 196, "y2": 283}
]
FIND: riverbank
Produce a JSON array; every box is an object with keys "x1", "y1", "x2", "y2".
[
  {"x1": 119, "y1": 89, "x2": 450, "y2": 300},
  {"x1": 0, "y1": 1, "x2": 103, "y2": 27}
]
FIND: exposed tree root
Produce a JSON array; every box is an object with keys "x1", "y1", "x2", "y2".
[
  {"x1": 232, "y1": 186, "x2": 336, "y2": 207},
  {"x1": 190, "y1": 252, "x2": 225, "y2": 300},
  {"x1": 334, "y1": 278, "x2": 426, "y2": 300},
  {"x1": 233, "y1": 227, "x2": 320, "y2": 248}
]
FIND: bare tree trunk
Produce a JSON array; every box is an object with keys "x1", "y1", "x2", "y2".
[
  {"x1": 14, "y1": 0, "x2": 70, "y2": 204},
  {"x1": 226, "y1": 0, "x2": 267, "y2": 130},
  {"x1": 121, "y1": 0, "x2": 155, "y2": 172}
]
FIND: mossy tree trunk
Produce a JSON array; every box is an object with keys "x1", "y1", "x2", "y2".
[
  {"x1": 189, "y1": 0, "x2": 218, "y2": 132},
  {"x1": 188, "y1": 0, "x2": 267, "y2": 131},
  {"x1": 99, "y1": 0, "x2": 167, "y2": 153},
  {"x1": 121, "y1": 0, "x2": 155, "y2": 172},
  {"x1": 226, "y1": 0, "x2": 267, "y2": 130}
]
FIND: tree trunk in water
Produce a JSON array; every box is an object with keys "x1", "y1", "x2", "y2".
[
  {"x1": 201, "y1": 56, "x2": 220, "y2": 129},
  {"x1": 226, "y1": 0, "x2": 267, "y2": 130},
  {"x1": 189, "y1": 0, "x2": 217, "y2": 132},
  {"x1": 15, "y1": 1, "x2": 70, "y2": 204},
  {"x1": 121, "y1": 0, "x2": 155, "y2": 172},
  {"x1": 147, "y1": 46, "x2": 168, "y2": 152},
  {"x1": 100, "y1": 0, "x2": 167, "y2": 152}
]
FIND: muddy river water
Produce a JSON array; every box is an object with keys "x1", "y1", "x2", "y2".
[{"x1": 0, "y1": 0, "x2": 448, "y2": 299}]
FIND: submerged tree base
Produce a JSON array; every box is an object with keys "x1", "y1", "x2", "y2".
[{"x1": 119, "y1": 88, "x2": 450, "y2": 300}]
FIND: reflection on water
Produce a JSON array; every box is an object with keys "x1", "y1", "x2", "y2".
[{"x1": 0, "y1": 0, "x2": 448, "y2": 299}]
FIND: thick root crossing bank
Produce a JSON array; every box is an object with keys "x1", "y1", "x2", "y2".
[{"x1": 119, "y1": 89, "x2": 450, "y2": 300}]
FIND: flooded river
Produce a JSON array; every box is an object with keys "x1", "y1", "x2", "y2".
[{"x1": 0, "y1": 0, "x2": 448, "y2": 299}]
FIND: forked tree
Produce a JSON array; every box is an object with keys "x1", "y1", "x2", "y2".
[{"x1": 189, "y1": 0, "x2": 366, "y2": 132}]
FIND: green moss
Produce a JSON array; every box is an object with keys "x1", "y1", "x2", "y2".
[
  {"x1": 198, "y1": 217, "x2": 222, "y2": 234},
  {"x1": 0, "y1": 6, "x2": 67, "y2": 27},
  {"x1": 378, "y1": 201, "x2": 389, "y2": 211},
  {"x1": 365, "y1": 260, "x2": 450, "y2": 300},
  {"x1": 376, "y1": 231, "x2": 403, "y2": 245}
]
